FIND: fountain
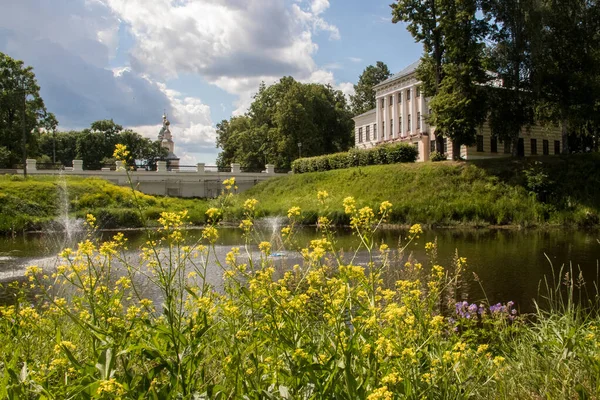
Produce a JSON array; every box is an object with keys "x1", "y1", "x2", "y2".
[
  {"x1": 42, "y1": 171, "x2": 85, "y2": 252},
  {"x1": 260, "y1": 216, "x2": 287, "y2": 257}
]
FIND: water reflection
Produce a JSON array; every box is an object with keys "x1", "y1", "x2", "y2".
[{"x1": 0, "y1": 226, "x2": 598, "y2": 313}]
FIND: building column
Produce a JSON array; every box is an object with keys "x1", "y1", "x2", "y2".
[
  {"x1": 411, "y1": 89, "x2": 418, "y2": 135},
  {"x1": 420, "y1": 94, "x2": 427, "y2": 133},
  {"x1": 401, "y1": 91, "x2": 408, "y2": 137},
  {"x1": 382, "y1": 97, "x2": 388, "y2": 141},
  {"x1": 391, "y1": 92, "x2": 397, "y2": 139},
  {"x1": 375, "y1": 97, "x2": 381, "y2": 143}
]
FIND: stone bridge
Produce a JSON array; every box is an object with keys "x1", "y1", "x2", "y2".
[{"x1": 20, "y1": 159, "x2": 289, "y2": 198}]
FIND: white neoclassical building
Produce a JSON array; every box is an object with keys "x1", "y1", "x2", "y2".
[{"x1": 353, "y1": 61, "x2": 562, "y2": 162}]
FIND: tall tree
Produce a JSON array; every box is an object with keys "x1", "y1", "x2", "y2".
[
  {"x1": 391, "y1": 0, "x2": 445, "y2": 95},
  {"x1": 350, "y1": 62, "x2": 392, "y2": 115},
  {"x1": 392, "y1": 0, "x2": 488, "y2": 159},
  {"x1": 482, "y1": 0, "x2": 541, "y2": 156},
  {"x1": 534, "y1": 0, "x2": 599, "y2": 153},
  {"x1": 0, "y1": 52, "x2": 51, "y2": 167},
  {"x1": 217, "y1": 77, "x2": 354, "y2": 169}
]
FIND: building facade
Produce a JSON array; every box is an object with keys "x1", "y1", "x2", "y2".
[{"x1": 353, "y1": 61, "x2": 562, "y2": 162}]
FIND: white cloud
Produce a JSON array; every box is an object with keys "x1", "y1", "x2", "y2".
[
  {"x1": 348, "y1": 57, "x2": 363, "y2": 63},
  {"x1": 0, "y1": 0, "x2": 352, "y2": 163},
  {"x1": 101, "y1": 0, "x2": 342, "y2": 106}
]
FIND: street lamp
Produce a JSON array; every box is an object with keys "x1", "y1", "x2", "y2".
[{"x1": 297, "y1": 142, "x2": 302, "y2": 159}]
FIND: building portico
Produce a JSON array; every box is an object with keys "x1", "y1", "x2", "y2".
[{"x1": 354, "y1": 60, "x2": 562, "y2": 162}]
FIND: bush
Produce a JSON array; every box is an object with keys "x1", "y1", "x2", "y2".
[
  {"x1": 430, "y1": 151, "x2": 447, "y2": 162},
  {"x1": 292, "y1": 143, "x2": 418, "y2": 173}
]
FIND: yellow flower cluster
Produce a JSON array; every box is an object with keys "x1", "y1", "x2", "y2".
[
  {"x1": 205, "y1": 207, "x2": 221, "y2": 222},
  {"x1": 243, "y1": 198, "x2": 259, "y2": 212},
  {"x1": 113, "y1": 144, "x2": 129, "y2": 162},
  {"x1": 97, "y1": 378, "x2": 125, "y2": 397},
  {"x1": 162, "y1": 210, "x2": 189, "y2": 231},
  {"x1": 317, "y1": 190, "x2": 329, "y2": 203},
  {"x1": 287, "y1": 206, "x2": 301, "y2": 219},
  {"x1": 222, "y1": 177, "x2": 236, "y2": 190}
]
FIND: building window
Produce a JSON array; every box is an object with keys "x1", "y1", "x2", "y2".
[
  {"x1": 430, "y1": 140, "x2": 436, "y2": 154},
  {"x1": 389, "y1": 95, "x2": 393, "y2": 106},
  {"x1": 390, "y1": 119, "x2": 393, "y2": 137},
  {"x1": 407, "y1": 114, "x2": 411, "y2": 132},
  {"x1": 382, "y1": 121, "x2": 385, "y2": 138},
  {"x1": 366, "y1": 125, "x2": 370, "y2": 142},
  {"x1": 414, "y1": 142, "x2": 419, "y2": 156},
  {"x1": 380, "y1": 98, "x2": 385, "y2": 108},
  {"x1": 416, "y1": 86, "x2": 421, "y2": 97},
  {"x1": 477, "y1": 135, "x2": 484, "y2": 152},
  {"x1": 358, "y1": 127, "x2": 363, "y2": 143},
  {"x1": 531, "y1": 139, "x2": 537, "y2": 155},
  {"x1": 443, "y1": 138, "x2": 448, "y2": 154},
  {"x1": 374, "y1": 123, "x2": 377, "y2": 140},
  {"x1": 417, "y1": 112, "x2": 421, "y2": 129},
  {"x1": 543, "y1": 139, "x2": 549, "y2": 155},
  {"x1": 503, "y1": 140, "x2": 511, "y2": 154},
  {"x1": 406, "y1": 89, "x2": 411, "y2": 101},
  {"x1": 491, "y1": 136, "x2": 498, "y2": 153},
  {"x1": 399, "y1": 117, "x2": 402, "y2": 133},
  {"x1": 554, "y1": 140, "x2": 560, "y2": 154},
  {"x1": 398, "y1": 92, "x2": 402, "y2": 103}
]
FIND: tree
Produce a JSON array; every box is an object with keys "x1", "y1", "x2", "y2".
[
  {"x1": 350, "y1": 62, "x2": 392, "y2": 115},
  {"x1": 38, "y1": 130, "x2": 78, "y2": 166},
  {"x1": 217, "y1": 77, "x2": 354, "y2": 169},
  {"x1": 391, "y1": 0, "x2": 445, "y2": 95},
  {"x1": 392, "y1": 0, "x2": 489, "y2": 159},
  {"x1": 90, "y1": 119, "x2": 123, "y2": 138},
  {"x1": 534, "y1": 0, "x2": 600, "y2": 153},
  {"x1": 0, "y1": 52, "x2": 51, "y2": 167},
  {"x1": 482, "y1": 0, "x2": 541, "y2": 156}
]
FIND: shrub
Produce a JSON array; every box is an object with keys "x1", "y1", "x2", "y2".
[
  {"x1": 292, "y1": 143, "x2": 418, "y2": 173},
  {"x1": 430, "y1": 151, "x2": 447, "y2": 162}
]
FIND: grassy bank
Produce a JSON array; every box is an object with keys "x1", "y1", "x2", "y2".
[
  {"x1": 233, "y1": 153, "x2": 600, "y2": 227},
  {"x1": 0, "y1": 175, "x2": 209, "y2": 234}
]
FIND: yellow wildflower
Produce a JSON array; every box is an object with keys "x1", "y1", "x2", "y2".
[
  {"x1": 367, "y1": 386, "x2": 393, "y2": 400},
  {"x1": 113, "y1": 144, "x2": 130, "y2": 162}
]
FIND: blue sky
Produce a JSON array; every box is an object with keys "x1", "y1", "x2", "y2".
[{"x1": 0, "y1": 0, "x2": 421, "y2": 164}]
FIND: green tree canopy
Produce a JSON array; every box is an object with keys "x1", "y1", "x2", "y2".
[
  {"x1": 0, "y1": 52, "x2": 52, "y2": 167},
  {"x1": 216, "y1": 77, "x2": 354, "y2": 170},
  {"x1": 350, "y1": 62, "x2": 392, "y2": 115},
  {"x1": 393, "y1": 0, "x2": 489, "y2": 159}
]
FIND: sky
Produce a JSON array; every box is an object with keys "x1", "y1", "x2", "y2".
[{"x1": 0, "y1": 0, "x2": 422, "y2": 165}]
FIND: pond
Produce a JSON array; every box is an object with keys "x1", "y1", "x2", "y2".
[{"x1": 0, "y1": 222, "x2": 598, "y2": 313}]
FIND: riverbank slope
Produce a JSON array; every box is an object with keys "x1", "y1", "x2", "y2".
[
  {"x1": 235, "y1": 153, "x2": 600, "y2": 227},
  {"x1": 0, "y1": 175, "x2": 209, "y2": 234}
]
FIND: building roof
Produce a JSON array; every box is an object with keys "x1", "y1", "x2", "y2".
[
  {"x1": 374, "y1": 60, "x2": 421, "y2": 89},
  {"x1": 352, "y1": 108, "x2": 376, "y2": 119}
]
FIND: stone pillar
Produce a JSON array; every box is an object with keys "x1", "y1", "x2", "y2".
[
  {"x1": 391, "y1": 92, "x2": 397, "y2": 139},
  {"x1": 412, "y1": 88, "x2": 418, "y2": 135},
  {"x1": 157, "y1": 161, "x2": 167, "y2": 172},
  {"x1": 383, "y1": 97, "x2": 388, "y2": 141},
  {"x1": 196, "y1": 163, "x2": 205, "y2": 174},
  {"x1": 73, "y1": 160, "x2": 83, "y2": 171},
  {"x1": 231, "y1": 163, "x2": 241, "y2": 174},
  {"x1": 401, "y1": 91, "x2": 408, "y2": 137},
  {"x1": 420, "y1": 94, "x2": 427, "y2": 133},
  {"x1": 375, "y1": 96, "x2": 381, "y2": 142},
  {"x1": 26, "y1": 159, "x2": 37, "y2": 171},
  {"x1": 266, "y1": 164, "x2": 275, "y2": 174}
]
